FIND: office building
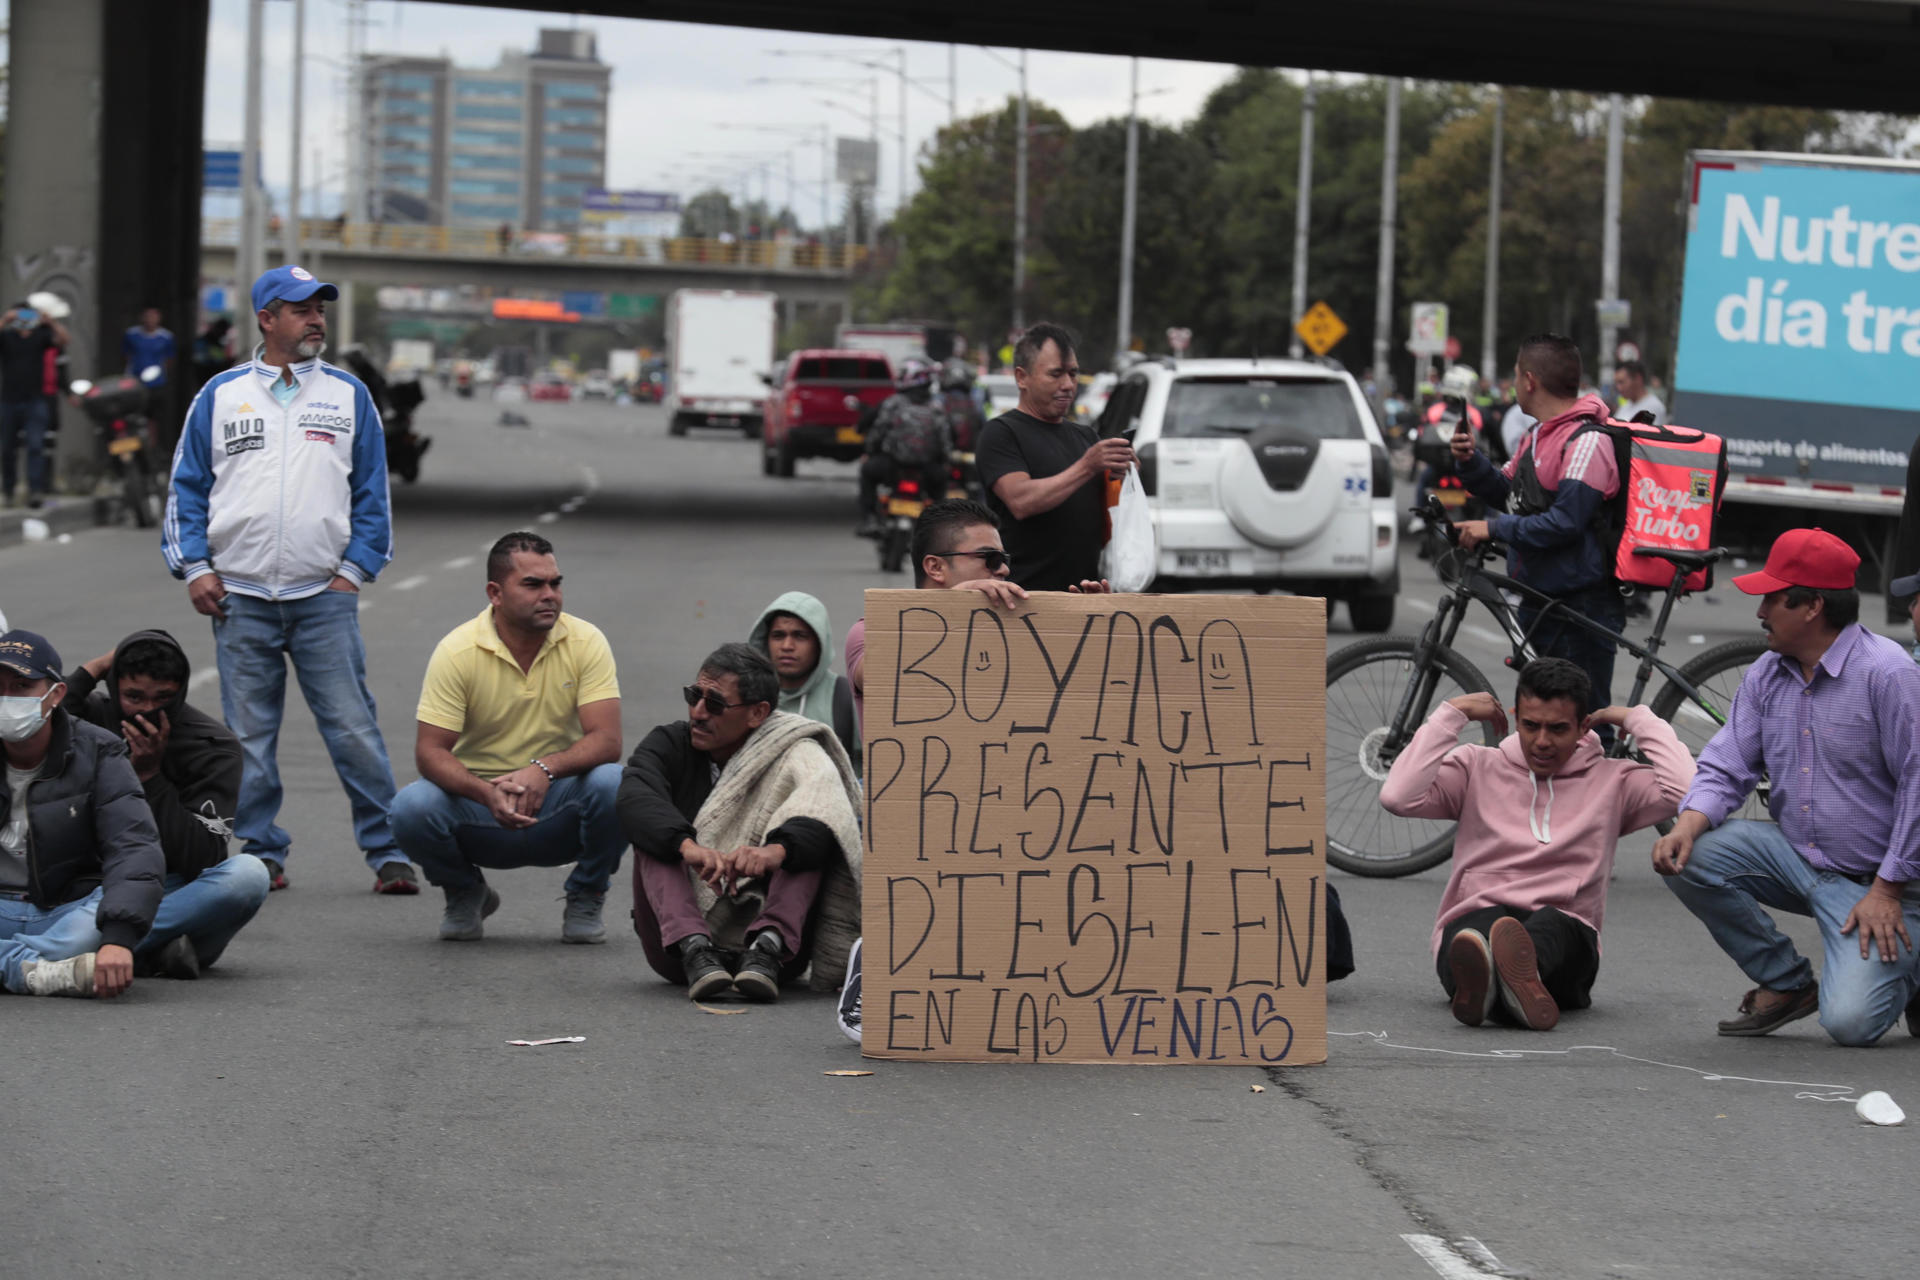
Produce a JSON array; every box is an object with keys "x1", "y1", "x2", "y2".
[{"x1": 357, "y1": 28, "x2": 610, "y2": 230}]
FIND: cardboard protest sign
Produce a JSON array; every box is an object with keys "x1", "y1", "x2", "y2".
[{"x1": 860, "y1": 590, "x2": 1326, "y2": 1066}]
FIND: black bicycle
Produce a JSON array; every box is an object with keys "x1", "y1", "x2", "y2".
[{"x1": 1324, "y1": 497, "x2": 1769, "y2": 877}]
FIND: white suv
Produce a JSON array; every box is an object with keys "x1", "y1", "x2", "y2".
[{"x1": 1097, "y1": 358, "x2": 1399, "y2": 631}]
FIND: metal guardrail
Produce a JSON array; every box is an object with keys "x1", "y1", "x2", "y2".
[{"x1": 201, "y1": 218, "x2": 867, "y2": 274}]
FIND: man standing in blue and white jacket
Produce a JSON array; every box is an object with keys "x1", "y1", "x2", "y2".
[{"x1": 163, "y1": 266, "x2": 417, "y2": 896}]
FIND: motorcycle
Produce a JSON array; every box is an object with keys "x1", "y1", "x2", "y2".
[
  {"x1": 873, "y1": 473, "x2": 930, "y2": 573},
  {"x1": 69, "y1": 365, "x2": 165, "y2": 528}
]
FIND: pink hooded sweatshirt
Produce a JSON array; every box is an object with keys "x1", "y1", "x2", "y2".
[{"x1": 1378, "y1": 703, "x2": 1695, "y2": 955}]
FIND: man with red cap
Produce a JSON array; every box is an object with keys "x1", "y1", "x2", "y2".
[{"x1": 1653, "y1": 528, "x2": 1920, "y2": 1044}]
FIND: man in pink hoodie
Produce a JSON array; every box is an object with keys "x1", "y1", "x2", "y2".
[{"x1": 1381, "y1": 657, "x2": 1694, "y2": 1029}]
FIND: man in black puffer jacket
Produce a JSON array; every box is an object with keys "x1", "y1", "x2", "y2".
[
  {"x1": 0, "y1": 629, "x2": 164, "y2": 997},
  {"x1": 66, "y1": 629, "x2": 268, "y2": 979}
]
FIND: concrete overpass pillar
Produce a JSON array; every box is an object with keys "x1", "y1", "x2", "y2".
[{"x1": 2, "y1": 0, "x2": 208, "y2": 483}]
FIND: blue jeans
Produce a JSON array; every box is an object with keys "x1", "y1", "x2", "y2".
[
  {"x1": 390, "y1": 762, "x2": 627, "y2": 895},
  {"x1": 0, "y1": 888, "x2": 103, "y2": 992},
  {"x1": 0, "y1": 397, "x2": 51, "y2": 498},
  {"x1": 214, "y1": 589, "x2": 403, "y2": 870},
  {"x1": 134, "y1": 855, "x2": 271, "y2": 968},
  {"x1": 1666, "y1": 819, "x2": 1920, "y2": 1046}
]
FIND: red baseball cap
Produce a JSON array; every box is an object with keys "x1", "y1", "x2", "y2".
[{"x1": 1732, "y1": 528, "x2": 1859, "y2": 594}]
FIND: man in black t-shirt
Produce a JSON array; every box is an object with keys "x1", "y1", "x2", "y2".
[
  {"x1": 0, "y1": 302, "x2": 68, "y2": 510},
  {"x1": 974, "y1": 323, "x2": 1134, "y2": 591}
]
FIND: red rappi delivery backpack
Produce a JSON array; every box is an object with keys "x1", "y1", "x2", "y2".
[{"x1": 1573, "y1": 415, "x2": 1729, "y2": 592}]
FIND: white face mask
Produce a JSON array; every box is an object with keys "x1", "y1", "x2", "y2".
[{"x1": 0, "y1": 686, "x2": 57, "y2": 743}]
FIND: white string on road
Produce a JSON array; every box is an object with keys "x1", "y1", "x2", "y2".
[{"x1": 1332, "y1": 1029, "x2": 1859, "y2": 1104}]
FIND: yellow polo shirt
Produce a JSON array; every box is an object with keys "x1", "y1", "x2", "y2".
[{"x1": 416, "y1": 608, "x2": 620, "y2": 778}]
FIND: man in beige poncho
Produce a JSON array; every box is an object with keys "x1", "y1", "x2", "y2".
[{"x1": 618, "y1": 643, "x2": 861, "y2": 1003}]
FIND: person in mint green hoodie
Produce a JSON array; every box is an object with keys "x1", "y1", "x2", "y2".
[{"x1": 748, "y1": 592, "x2": 858, "y2": 769}]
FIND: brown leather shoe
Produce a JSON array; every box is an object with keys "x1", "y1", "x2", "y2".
[
  {"x1": 1717, "y1": 982, "x2": 1819, "y2": 1037},
  {"x1": 1490, "y1": 917, "x2": 1559, "y2": 1030}
]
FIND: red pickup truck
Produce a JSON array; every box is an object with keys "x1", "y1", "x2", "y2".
[{"x1": 761, "y1": 349, "x2": 895, "y2": 477}]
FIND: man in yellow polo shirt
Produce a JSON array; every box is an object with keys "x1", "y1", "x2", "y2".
[{"x1": 390, "y1": 532, "x2": 625, "y2": 942}]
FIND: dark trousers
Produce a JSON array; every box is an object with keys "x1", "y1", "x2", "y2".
[
  {"x1": 1438, "y1": 904, "x2": 1601, "y2": 1023},
  {"x1": 0, "y1": 398, "x2": 51, "y2": 497},
  {"x1": 1520, "y1": 582, "x2": 1625, "y2": 726},
  {"x1": 631, "y1": 854, "x2": 821, "y2": 987},
  {"x1": 858, "y1": 454, "x2": 947, "y2": 516}
]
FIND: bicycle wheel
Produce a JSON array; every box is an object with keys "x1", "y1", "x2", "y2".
[
  {"x1": 1650, "y1": 640, "x2": 1772, "y2": 822},
  {"x1": 1325, "y1": 637, "x2": 1501, "y2": 877}
]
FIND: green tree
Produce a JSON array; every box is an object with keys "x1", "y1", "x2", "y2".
[{"x1": 864, "y1": 97, "x2": 1072, "y2": 351}]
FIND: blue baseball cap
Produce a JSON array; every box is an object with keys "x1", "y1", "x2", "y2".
[
  {"x1": 1892, "y1": 570, "x2": 1920, "y2": 600},
  {"x1": 0, "y1": 629, "x2": 63, "y2": 683},
  {"x1": 251, "y1": 264, "x2": 339, "y2": 315}
]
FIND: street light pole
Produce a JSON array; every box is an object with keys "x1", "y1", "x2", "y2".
[
  {"x1": 285, "y1": 0, "x2": 305, "y2": 265},
  {"x1": 1014, "y1": 48, "x2": 1028, "y2": 334},
  {"x1": 897, "y1": 47, "x2": 908, "y2": 217},
  {"x1": 1289, "y1": 72, "x2": 1315, "y2": 360},
  {"x1": 1481, "y1": 87, "x2": 1504, "y2": 385},
  {"x1": 241, "y1": 0, "x2": 266, "y2": 292},
  {"x1": 1371, "y1": 78, "x2": 1401, "y2": 398},
  {"x1": 1599, "y1": 92, "x2": 1624, "y2": 395},
  {"x1": 1116, "y1": 57, "x2": 1139, "y2": 365}
]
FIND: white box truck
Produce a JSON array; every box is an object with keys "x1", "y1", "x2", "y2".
[
  {"x1": 668, "y1": 289, "x2": 777, "y2": 437},
  {"x1": 1675, "y1": 150, "x2": 1920, "y2": 603}
]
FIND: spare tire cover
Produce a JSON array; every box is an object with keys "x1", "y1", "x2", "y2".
[{"x1": 1218, "y1": 426, "x2": 1338, "y2": 547}]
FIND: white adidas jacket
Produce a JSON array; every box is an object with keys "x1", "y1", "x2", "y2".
[{"x1": 163, "y1": 351, "x2": 393, "y2": 600}]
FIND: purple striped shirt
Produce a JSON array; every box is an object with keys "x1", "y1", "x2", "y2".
[{"x1": 1682, "y1": 624, "x2": 1920, "y2": 882}]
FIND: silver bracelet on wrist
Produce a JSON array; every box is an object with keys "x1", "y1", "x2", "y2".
[{"x1": 530, "y1": 757, "x2": 555, "y2": 781}]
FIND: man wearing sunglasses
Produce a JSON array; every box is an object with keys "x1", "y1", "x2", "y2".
[
  {"x1": 843, "y1": 498, "x2": 1107, "y2": 735},
  {"x1": 390, "y1": 532, "x2": 626, "y2": 944},
  {"x1": 620, "y1": 644, "x2": 861, "y2": 1003}
]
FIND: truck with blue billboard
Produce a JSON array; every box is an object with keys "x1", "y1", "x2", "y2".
[{"x1": 1675, "y1": 150, "x2": 1919, "y2": 600}]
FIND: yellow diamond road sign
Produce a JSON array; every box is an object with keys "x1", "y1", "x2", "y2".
[{"x1": 1295, "y1": 301, "x2": 1347, "y2": 356}]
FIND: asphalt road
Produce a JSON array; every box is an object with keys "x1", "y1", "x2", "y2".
[{"x1": 2, "y1": 393, "x2": 1913, "y2": 1280}]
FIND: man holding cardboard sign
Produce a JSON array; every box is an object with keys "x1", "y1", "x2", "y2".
[
  {"x1": 619, "y1": 644, "x2": 861, "y2": 1003},
  {"x1": 1381, "y1": 658, "x2": 1693, "y2": 1030},
  {"x1": 859, "y1": 589, "x2": 1327, "y2": 1065}
]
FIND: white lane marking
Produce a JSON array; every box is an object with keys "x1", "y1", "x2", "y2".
[
  {"x1": 578, "y1": 464, "x2": 600, "y2": 493},
  {"x1": 536, "y1": 511, "x2": 560, "y2": 524},
  {"x1": 1401, "y1": 597, "x2": 1436, "y2": 613},
  {"x1": 1404, "y1": 1234, "x2": 1503, "y2": 1279},
  {"x1": 1454, "y1": 1239, "x2": 1511, "y2": 1274},
  {"x1": 189, "y1": 668, "x2": 219, "y2": 691},
  {"x1": 389, "y1": 574, "x2": 430, "y2": 592},
  {"x1": 442, "y1": 555, "x2": 476, "y2": 570}
]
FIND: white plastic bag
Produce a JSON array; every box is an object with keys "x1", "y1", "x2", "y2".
[{"x1": 1104, "y1": 463, "x2": 1156, "y2": 593}]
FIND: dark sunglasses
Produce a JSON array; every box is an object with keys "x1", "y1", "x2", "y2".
[
  {"x1": 931, "y1": 549, "x2": 1011, "y2": 572},
  {"x1": 684, "y1": 684, "x2": 751, "y2": 717}
]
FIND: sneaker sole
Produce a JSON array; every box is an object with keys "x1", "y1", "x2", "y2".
[
  {"x1": 561, "y1": 927, "x2": 607, "y2": 945},
  {"x1": 732, "y1": 969, "x2": 779, "y2": 1003},
  {"x1": 1490, "y1": 918, "x2": 1559, "y2": 1031},
  {"x1": 373, "y1": 875, "x2": 420, "y2": 895},
  {"x1": 1447, "y1": 930, "x2": 1495, "y2": 1027},
  {"x1": 687, "y1": 969, "x2": 734, "y2": 1002}
]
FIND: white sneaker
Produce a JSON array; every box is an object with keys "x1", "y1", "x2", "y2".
[
  {"x1": 21, "y1": 951, "x2": 97, "y2": 997},
  {"x1": 836, "y1": 937, "x2": 863, "y2": 1043}
]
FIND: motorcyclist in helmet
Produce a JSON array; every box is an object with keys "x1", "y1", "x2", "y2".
[
  {"x1": 856, "y1": 359, "x2": 952, "y2": 537},
  {"x1": 1412, "y1": 365, "x2": 1486, "y2": 545}
]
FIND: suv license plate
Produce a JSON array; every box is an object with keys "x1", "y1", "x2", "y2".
[
  {"x1": 835, "y1": 426, "x2": 863, "y2": 443},
  {"x1": 1176, "y1": 550, "x2": 1233, "y2": 573}
]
